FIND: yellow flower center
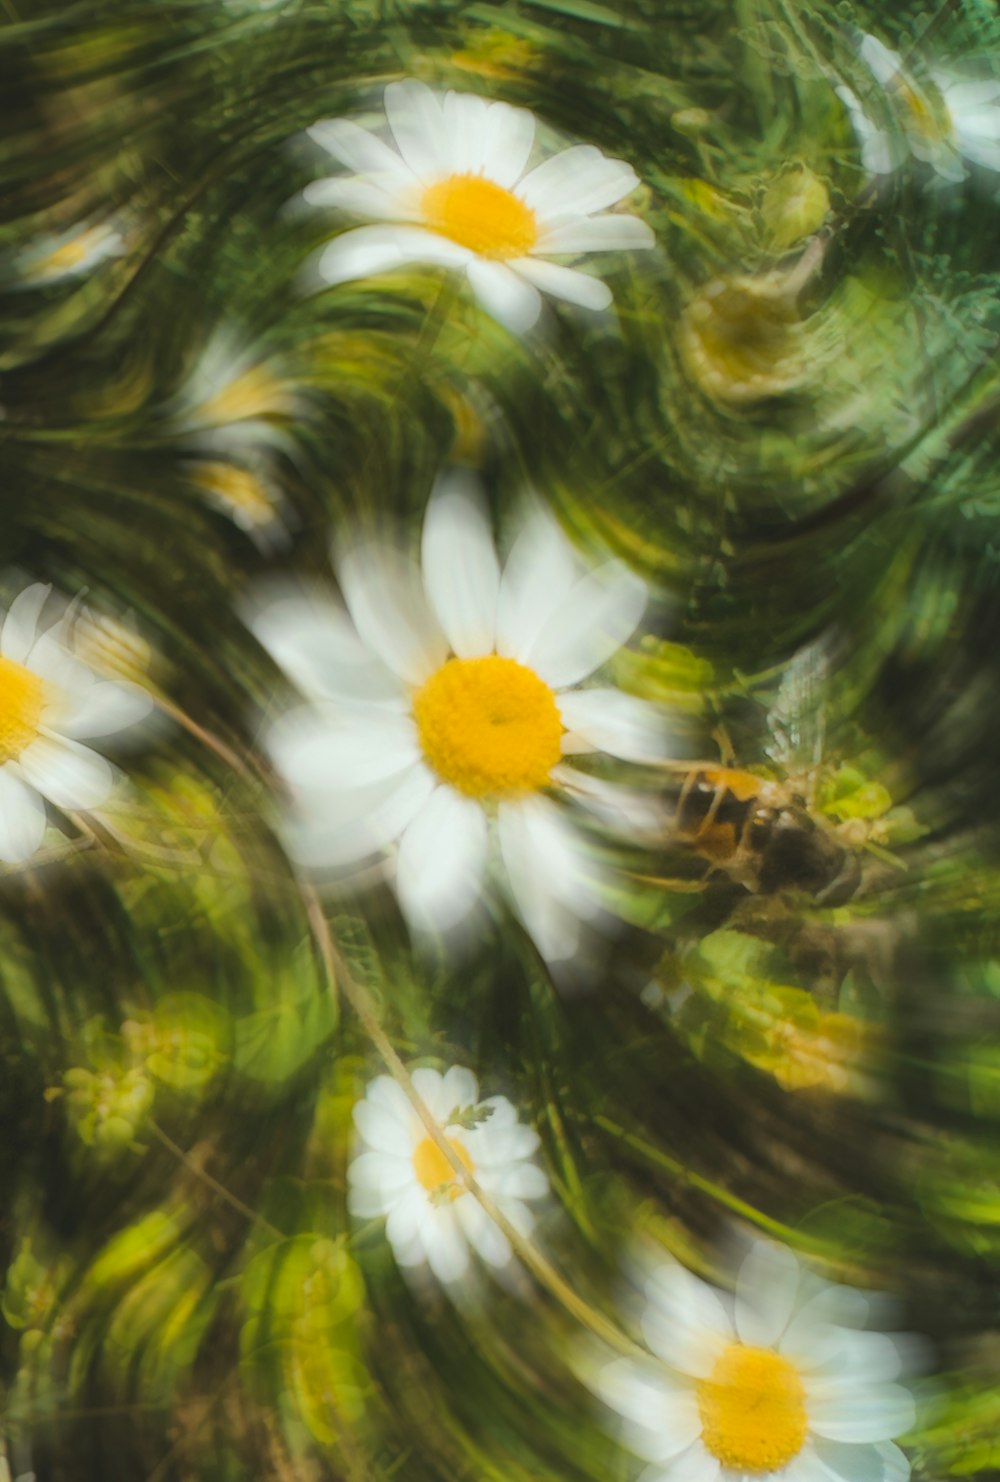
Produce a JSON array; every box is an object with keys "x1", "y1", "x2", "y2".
[
  {"x1": 412, "y1": 1135, "x2": 474, "y2": 1200},
  {"x1": 421, "y1": 173, "x2": 539, "y2": 259},
  {"x1": 696, "y1": 1344, "x2": 808, "y2": 1474},
  {"x1": 412, "y1": 655, "x2": 563, "y2": 798},
  {"x1": 0, "y1": 657, "x2": 46, "y2": 763}
]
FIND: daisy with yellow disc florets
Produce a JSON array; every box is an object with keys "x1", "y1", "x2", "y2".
[
  {"x1": 348, "y1": 1064, "x2": 548, "y2": 1284},
  {"x1": 0, "y1": 585, "x2": 151, "y2": 863},
  {"x1": 304, "y1": 80, "x2": 655, "y2": 331},
  {"x1": 594, "y1": 1241, "x2": 916, "y2": 1482},
  {"x1": 249, "y1": 471, "x2": 667, "y2": 961}
]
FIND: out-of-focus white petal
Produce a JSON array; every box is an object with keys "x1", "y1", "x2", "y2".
[
  {"x1": 317, "y1": 224, "x2": 472, "y2": 286},
  {"x1": 304, "y1": 176, "x2": 411, "y2": 219},
  {"x1": 423, "y1": 1208, "x2": 471, "y2": 1283},
  {"x1": 557, "y1": 688, "x2": 668, "y2": 762},
  {"x1": 537, "y1": 214, "x2": 655, "y2": 254},
  {"x1": 513, "y1": 256, "x2": 615, "y2": 311},
  {"x1": 859, "y1": 34, "x2": 904, "y2": 86},
  {"x1": 0, "y1": 768, "x2": 46, "y2": 863},
  {"x1": 653, "y1": 1440, "x2": 721, "y2": 1482},
  {"x1": 782, "y1": 1286, "x2": 871, "y2": 1355},
  {"x1": 250, "y1": 593, "x2": 404, "y2": 706},
  {"x1": 808, "y1": 1383, "x2": 916, "y2": 1443},
  {"x1": 17, "y1": 736, "x2": 114, "y2": 810},
  {"x1": 384, "y1": 80, "x2": 451, "y2": 181},
  {"x1": 353, "y1": 1100, "x2": 413, "y2": 1157},
  {"x1": 497, "y1": 796, "x2": 597, "y2": 961},
  {"x1": 519, "y1": 145, "x2": 640, "y2": 216},
  {"x1": 495, "y1": 505, "x2": 581, "y2": 663},
  {"x1": 438, "y1": 1065, "x2": 480, "y2": 1116},
  {"x1": 523, "y1": 560, "x2": 647, "y2": 688},
  {"x1": 596, "y1": 1359, "x2": 700, "y2": 1452},
  {"x1": 307, "y1": 116, "x2": 414, "y2": 177},
  {"x1": 420, "y1": 471, "x2": 501, "y2": 657},
  {"x1": 338, "y1": 543, "x2": 448, "y2": 685},
  {"x1": 812, "y1": 1438, "x2": 911, "y2": 1482},
  {"x1": 55, "y1": 681, "x2": 151, "y2": 738},
  {"x1": 269, "y1": 704, "x2": 420, "y2": 792},
  {"x1": 1, "y1": 585, "x2": 49, "y2": 664},
  {"x1": 409, "y1": 1066, "x2": 448, "y2": 1120},
  {"x1": 642, "y1": 1261, "x2": 734, "y2": 1376},
  {"x1": 734, "y1": 1240, "x2": 801, "y2": 1348},
  {"x1": 457, "y1": 1197, "x2": 512, "y2": 1268},
  {"x1": 285, "y1": 761, "x2": 437, "y2": 869},
  {"x1": 395, "y1": 785, "x2": 488, "y2": 934},
  {"x1": 478, "y1": 1162, "x2": 549, "y2": 1200},
  {"x1": 466, "y1": 259, "x2": 543, "y2": 332}
]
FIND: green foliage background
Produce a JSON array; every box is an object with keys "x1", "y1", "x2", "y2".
[{"x1": 3, "y1": 0, "x2": 1000, "y2": 1477}]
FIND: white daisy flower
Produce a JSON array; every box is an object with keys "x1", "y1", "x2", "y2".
[
  {"x1": 15, "y1": 220, "x2": 126, "y2": 285},
  {"x1": 348, "y1": 1064, "x2": 548, "y2": 1284},
  {"x1": 0, "y1": 585, "x2": 152, "y2": 863},
  {"x1": 840, "y1": 35, "x2": 1000, "y2": 182},
  {"x1": 594, "y1": 1242, "x2": 916, "y2": 1482},
  {"x1": 249, "y1": 471, "x2": 667, "y2": 961},
  {"x1": 303, "y1": 79, "x2": 655, "y2": 333}
]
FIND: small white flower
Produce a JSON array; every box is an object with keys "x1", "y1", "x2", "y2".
[
  {"x1": 594, "y1": 1242, "x2": 916, "y2": 1482},
  {"x1": 840, "y1": 34, "x2": 1000, "y2": 182},
  {"x1": 0, "y1": 585, "x2": 152, "y2": 863},
  {"x1": 15, "y1": 221, "x2": 126, "y2": 285},
  {"x1": 347, "y1": 1065, "x2": 548, "y2": 1284},
  {"x1": 303, "y1": 79, "x2": 655, "y2": 332},
  {"x1": 250, "y1": 471, "x2": 667, "y2": 961}
]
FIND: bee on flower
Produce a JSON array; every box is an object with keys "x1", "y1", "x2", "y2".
[
  {"x1": 347, "y1": 1064, "x2": 548, "y2": 1284},
  {"x1": 248, "y1": 470, "x2": 669, "y2": 961},
  {"x1": 837, "y1": 34, "x2": 1000, "y2": 184},
  {"x1": 591, "y1": 1241, "x2": 916, "y2": 1482},
  {"x1": 303, "y1": 79, "x2": 655, "y2": 332},
  {"x1": 0, "y1": 584, "x2": 151, "y2": 863}
]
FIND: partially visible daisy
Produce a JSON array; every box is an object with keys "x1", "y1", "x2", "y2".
[
  {"x1": 839, "y1": 35, "x2": 1000, "y2": 182},
  {"x1": 249, "y1": 470, "x2": 668, "y2": 960},
  {"x1": 303, "y1": 79, "x2": 655, "y2": 332},
  {"x1": 593, "y1": 1242, "x2": 916, "y2": 1482},
  {"x1": 14, "y1": 220, "x2": 126, "y2": 286},
  {"x1": 348, "y1": 1064, "x2": 548, "y2": 1283},
  {"x1": 0, "y1": 585, "x2": 151, "y2": 863}
]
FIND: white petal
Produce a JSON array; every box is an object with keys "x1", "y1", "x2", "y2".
[
  {"x1": 304, "y1": 176, "x2": 411, "y2": 220},
  {"x1": 470, "y1": 1121, "x2": 540, "y2": 1166},
  {"x1": 655, "y1": 1440, "x2": 721, "y2": 1482},
  {"x1": 792, "y1": 1328, "x2": 905, "y2": 1384},
  {"x1": 409, "y1": 1065, "x2": 448, "y2": 1119},
  {"x1": 478, "y1": 1162, "x2": 548, "y2": 1200},
  {"x1": 423, "y1": 1208, "x2": 470, "y2": 1283},
  {"x1": 557, "y1": 688, "x2": 667, "y2": 762},
  {"x1": 782, "y1": 1287, "x2": 871, "y2": 1356},
  {"x1": 56, "y1": 681, "x2": 151, "y2": 739},
  {"x1": 812, "y1": 1439, "x2": 911, "y2": 1482},
  {"x1": 316, "y1": 224, "x2": 472, "y2": 286},
  {"x1": 942, "y1": 78, "x2": 1000, "y2": 110},
  {"x1": 385, "y1": 1186, "x2": 430, "y2": 1252},
  {"x1": 497, "y1": 797, "x2": 596, "y2": 962},
  {"x1": 513, "y1": 256, "x2": 614, "y2": 311},
  {"x1": 439, "y1": 1065, "x2": 480, "y2": 1116},
  {"x1": 595, "y1": 1359, "x2": 699, "y2": 1446},
  {"x1": 456, "y1": 1197, "x2": 512, "y2": 1268},
  {"x1": 519, "y1": 145, "x2": 640, "y2": 216},
  {"x1": 384, "y1": 80, "x2": 451, "y2": 180},
  {"x1": 642, "y1": 1261, "x2": 734, "y2": 1376},
  {"x1": 18, "y1": 736, "x2": 113, "y2": 810},
  {"x1": 495, "y1": 505, "x2": 581, "y2": 663},
  {"x1": 808, "y1": 1384, "x2": 916, "y2": 1443},
  {"x1": 466, "y1": 259, "x2": 543, "y2": 332},
  {"x1": 338, "y1": 543, "x2": 447, "y2": 685},
  {"x1": 269, "y1": 705, "x2": 419, "y2": 792},
  {"x1": 366, "y1": 1074, "x2": 414, "y2": 1121},
  {"x1": 420, "y1": 471, "x2": 501, "y2": 657},
  {"x1": 395, "y1": 786, "x2": 488, "y2": 935},
  {"x1": 523, "y1": 560, "x2": 647, "y2": 688},
  {"x1": 353, "y1": 1100, "x2": 414, "y2": 1156},
  {"x1": 783, "y1": 1447, "x2": 837, "y2": 1482},
  {"x1": 0, "y1": 768, "x2": 46, "y2": 863},
  {"x1": 1, "y1": 585, "x2": 49, "y2": 664},
  {"x1": 348, "y1": 1150, "x2": 411, "y2": 1199},
  {"x1": 859, "y1": 34, "x2": 904, "y2": 86},
  {"x1": 306, "y1": 117, "x2": 413, "y2": 177},
  {"x1": 286, "y1": 761, "x2": 436, "y2": 869},
  {"x1": 538, "y1": 213, "x2": 655, "y2": 254},
  {"x1": 250, "y1": 593, "x2": 403, "y2": 706},
  {"x1": 475, "y1": 100, "x2": 536, "y2": 186},
  {"x1": 735, "y1": 1241, "x2": 800, "y2": 1348}
]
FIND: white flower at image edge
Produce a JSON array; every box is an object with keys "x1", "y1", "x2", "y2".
[
  {"x1": 303, "y1": 79, "x2": 655, "y2": 332},
  {"x1": 348, "y1": 1065, "x2": 548, "y2": 1283},
  {"x1": 0, "y1": 585, "x2": 151, "y2": 862},
  {"x1": 837, "y1": 34, "x2": 1000, "y2": 181},
  {"x1": 595, "y1": 1242, "x2": 916, "y2": 1482},
  {"x1": 251, "y1": 471, "x2": 667, "y2": 961}
]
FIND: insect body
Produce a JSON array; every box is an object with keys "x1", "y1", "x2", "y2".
[{"x1": 673, "y1": 766, "x2": 861, "y2": 905}]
